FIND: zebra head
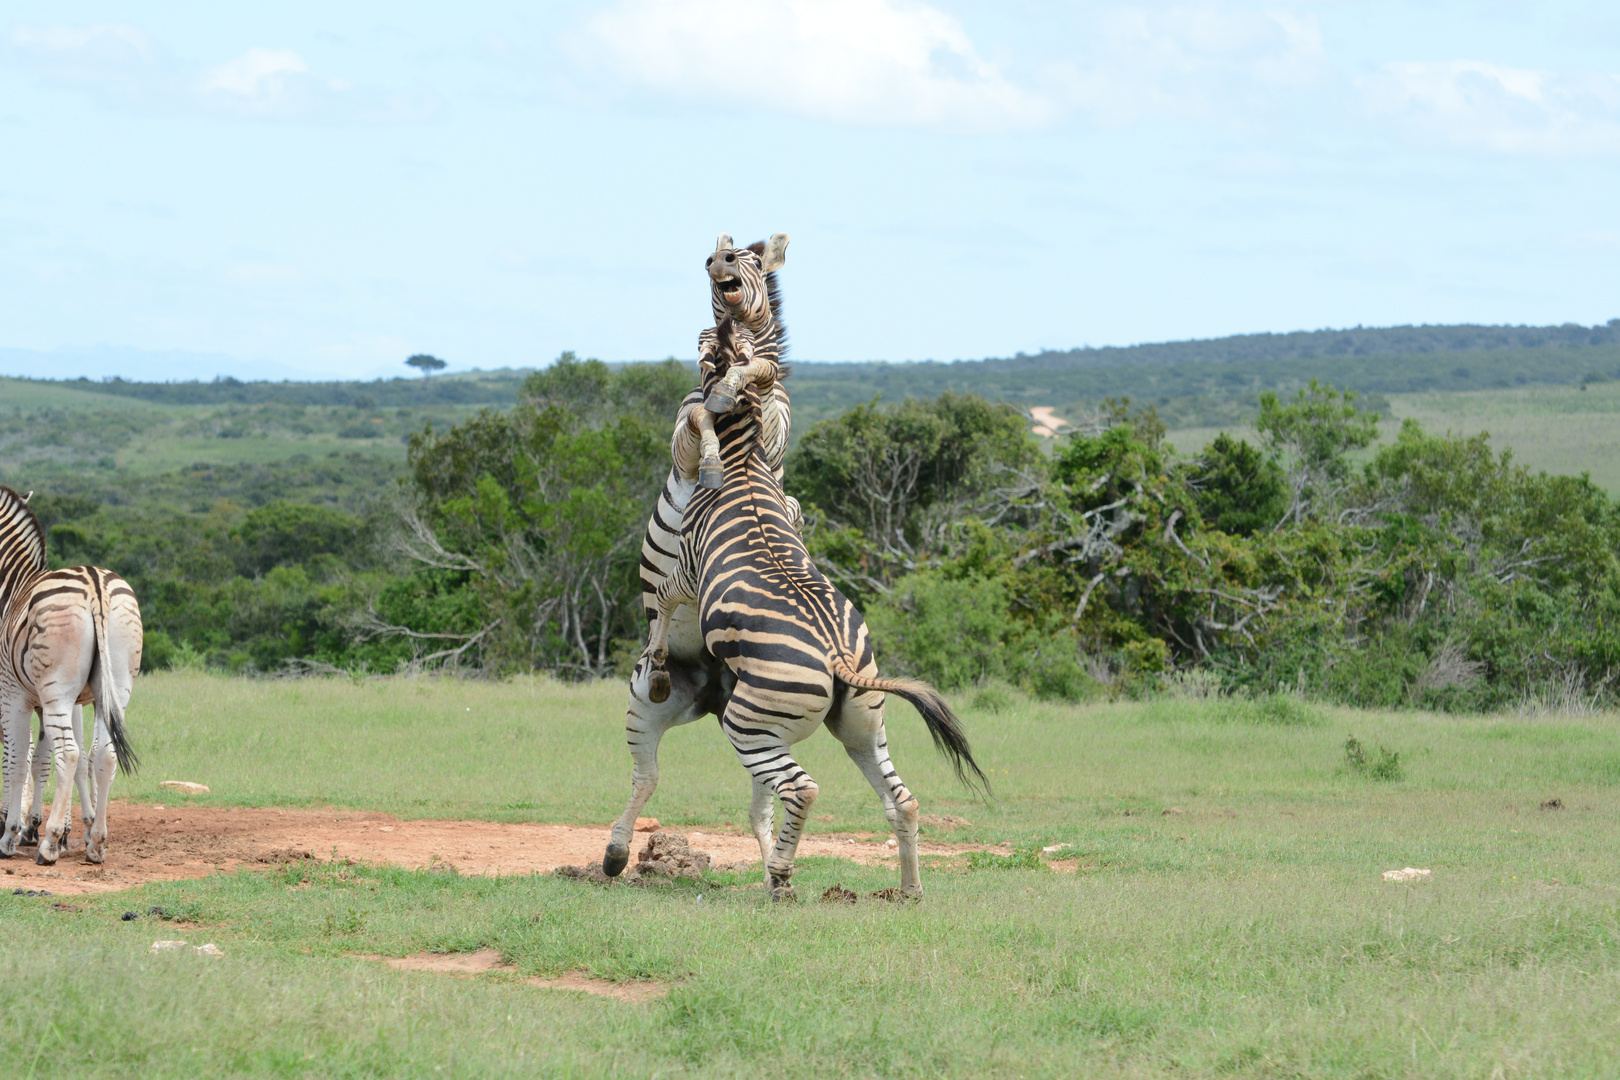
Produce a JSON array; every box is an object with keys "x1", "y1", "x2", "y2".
[{"x1": 707, "y1": 232, "x2": 788, "y2": 330}]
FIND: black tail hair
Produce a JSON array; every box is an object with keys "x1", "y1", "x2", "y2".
[{"x1": 834, "y1": 663, "x2": 990, "y2": 796}]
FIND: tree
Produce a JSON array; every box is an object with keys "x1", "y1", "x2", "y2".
[{"x1": 406, "y1": 354, "x2": 447, "y2": 379}]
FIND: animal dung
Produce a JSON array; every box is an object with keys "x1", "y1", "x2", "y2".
[
  {"x1": 1381, "y1": 867, "x2": 1432, "y2": 882},
  {"x1": 160, "y1": 781, "x2": 210, "y2": 794}
]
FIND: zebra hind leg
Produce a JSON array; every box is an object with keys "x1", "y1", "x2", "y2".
[
  {"x1": 828, "y1": 690, "x2": 924, "y2": 898},
  {"x1": 86, "y1": 708, "x2": 118, "y2": 864},
  {"x1": 725, "y1": 720, "x2": 819, "y2": 901},
  {"x1": 605, "y1": 660, "x2": 712, "y2": 877},
  {"x1": 747, "y1": 774, "x2": 775, "y2": 888},
  {"x1": 20, "y1": 714, "x2": 49, "y2": 846},
  {"x1": 35, "y1": 704, "x2": 81, "y2": 865}
]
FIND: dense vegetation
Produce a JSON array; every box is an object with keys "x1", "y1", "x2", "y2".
[{"x1": 4, "y1": 319, "x2": 1617, "y2": 711}]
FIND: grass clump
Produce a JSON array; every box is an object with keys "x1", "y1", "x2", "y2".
[{"x1": 1344, "y1": 734, "x2": 1404, "y2": 780}]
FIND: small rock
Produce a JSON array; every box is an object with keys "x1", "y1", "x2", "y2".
[
  {"x1": 151, "y1": 940, "x2": 189, "y2": 952},
  {"x1": 1041, "y1": 843, "x2": 1072, "y2": 855},
  {"x1": 1381, "y1": 867, "x2": 1432, "y2": 883},
  {"x1": 883, "y1": 837, "x2": 898, "y2": 849},
  {"x1": 634, "y1": 817, "x2": 661, "y2": 832},
  {"x1": 194, "y1": 943, "x2": 223, "y2": 958},
  {"x1": 160, "y1": 781, "x2": 210, "y2": 795}
]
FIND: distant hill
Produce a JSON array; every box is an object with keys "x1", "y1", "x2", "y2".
[{"x1": 12, "y1": 319, "x2": 1620, "y2": 430}]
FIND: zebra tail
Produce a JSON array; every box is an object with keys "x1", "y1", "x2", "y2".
[
  {"x1": 833, "y1": 661, "x2": 990, "y2": 795},
  {"x1": 90, "y1": 573, "x2": 138, "y2": 775}
]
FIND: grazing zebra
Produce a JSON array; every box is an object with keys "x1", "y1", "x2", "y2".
[
  {"x1": 618, "y1": 318, "x2": 988, "y2": 899},
  {"x1": 0, "y1": 485, "x2": 142, "y2": 865},
  {"x1": 604, "y1": 233, "x2": 796, "y2": 877}
]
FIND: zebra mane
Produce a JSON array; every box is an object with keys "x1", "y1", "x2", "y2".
[
  {"x1": 711, "y1": 319, "x2": 768, "y2": 462},
  {"x1": 741, "y1": 236, "x2": 790, "y2": 383},
  {"x1": 0, "y1": 484, "x2": 48, "y2": 577}
]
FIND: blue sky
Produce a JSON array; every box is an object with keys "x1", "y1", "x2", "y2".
[{"x1": 2, "y1": 1, "x2": 1617, "y2": 381}]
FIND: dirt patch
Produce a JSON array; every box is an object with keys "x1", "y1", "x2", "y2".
[
  {"x1": 918, "y1": 814, "x2": 971, "y2": 831},
  {"x1": 359, "y1": 948, "x2": 667, "y2": 1003},
  {"x1": 0, "y1": 802, "x2": 994, "y2": 896}
]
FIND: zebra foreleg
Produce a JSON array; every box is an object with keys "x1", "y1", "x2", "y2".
[
  {"x1": 829, "y1": 692, "x2": 924, "y2": 897},
  {"x1": 643, "y1": 571, "x2": 697, "y2": 704},
  {"x1": 604, "y1": 660, "x2": 712, "y2": 876}
]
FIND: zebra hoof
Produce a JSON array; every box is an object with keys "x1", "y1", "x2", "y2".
[
  {"x1": 769, "y1": 883, "x2": 798, "y2": 903},
  {"x1": 698, "y1": 461, "x2": 723, "y2": 489},
  {"x1": 603, "y1": 842, "x2": 630, "y2": 878},
  {"x1": 648, "y1": 670, "x2": 671, "y2": 703},
  {"x1": 85, "y1": 847, "x2": 105, "y2": 865},
  {"x1": 35, "y1": 849, "x2": 56, "y2": 866},
  {"x1": 704, "y1": 387, "x2": 738, "y2": 414},
  {"x1": 19, "y1": 821, "x2": 39, "y2": 847}
]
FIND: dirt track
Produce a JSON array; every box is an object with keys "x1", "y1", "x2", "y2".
[{"x1": 3, "y1": 801, "x2": 1000, "y2": 896}]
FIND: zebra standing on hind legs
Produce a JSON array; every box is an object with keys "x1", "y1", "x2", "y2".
[
  {"x1": 617, "y1": 317, "x2": 990, "y2": 900},
  {"x1": 0, "y1": 484, "x2": 142, "y2": 865},
  {"x1": 603, "y1": 232, "x2": 800, "y2": 879}
]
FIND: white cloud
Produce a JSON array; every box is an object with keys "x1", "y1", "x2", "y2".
[
  {"x1": 1363, "y1": 60, "x2": 1620, "y2": 156},
  {"x1": 10, "y1": 24, "x2": 435, "y2": 124},
  {"x1": 1053, "y1": 4, "x2": 1331, "y2": 125},
  {"x1": 573, "y1": 0, "x2": 1053, "y2": 134}
]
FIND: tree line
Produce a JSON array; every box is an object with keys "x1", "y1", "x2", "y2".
[{"x1": 38, "y1": 355, "x2": 1620, "y2": 712}]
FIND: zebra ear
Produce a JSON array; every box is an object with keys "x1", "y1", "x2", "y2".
[
  {"x1": 715, "y1": 233, "x2": 734, "y2": 252},
  {"x1": 762, "y1": 233, "x2": 789, "y2": 272},
  {"x1": 22, "y1": 491, "x2": 32, "y2": 505}
]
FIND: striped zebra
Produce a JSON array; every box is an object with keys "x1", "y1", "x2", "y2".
[
  {"x1": 0, "y1": 485, "x2": 142, "y2": 865},
  {"x1": 604, "y1": 233, "x2": 797, "y2": 877},
  {"x1": 617, "y1": 318, "x2": 988, "y2": 899}
]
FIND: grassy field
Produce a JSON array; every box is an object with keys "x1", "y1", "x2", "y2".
[
  {"x1": 5, "y1": 673, "x2": 1619, "y2": 1077},
  {"x1": 1166, "y1": 380, "x2": 1620, "y2": 495}
]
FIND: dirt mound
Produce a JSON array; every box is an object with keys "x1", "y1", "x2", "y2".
[{"x1": 553, "y1": 832, "x2": 715, "y2": 886}]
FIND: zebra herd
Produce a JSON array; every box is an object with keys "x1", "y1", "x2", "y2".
[
  {"x1": 0, "y1": 232, "x2": 983, "y2": 899},
  {"x1": 604, "y1": 234, "x2": 986, "y2": 900}
]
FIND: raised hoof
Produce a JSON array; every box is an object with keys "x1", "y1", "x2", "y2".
[
  {"x1": 648, "y1": 670, "x2": 671, "y2": 703},
  {"x1": 704, "y1": 387, "x2": 738, "y2": 414},
  {"x1": 602, "y1": 842, "x2": 630, "y2": 878},
  {"x1": 698, "y1": 461, "x2": 723, "y2": 489}
]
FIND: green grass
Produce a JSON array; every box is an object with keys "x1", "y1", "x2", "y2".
[
  {"x1": 1167, "y1": 380, "x2": 1620, "y2": 496},
  {"x1": 6, "y1": 673, "x2": 1619, "y2": 1076}
]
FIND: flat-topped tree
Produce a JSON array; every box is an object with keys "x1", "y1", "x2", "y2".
[{"x1": 406, "y1": 353, "x2": 447, "y2": 379}]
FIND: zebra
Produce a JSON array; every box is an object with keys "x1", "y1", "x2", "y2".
[
  {"x1": 617, "y1": 318, "x2": 988, "y2": 899},
  {"x1": 603, "y1": 233, "x2": 798, "y2": 878},
  {"x1": 0, "y1": 485, "x2": 142, "y2": 865}
]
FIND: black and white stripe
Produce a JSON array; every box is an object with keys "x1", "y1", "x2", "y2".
[
  {"x1": 0, "y1": 485, "x2": 142, "y2": 865},
  {"x1": 612, "y1": 319, "x2": 987, "y2": 899}
]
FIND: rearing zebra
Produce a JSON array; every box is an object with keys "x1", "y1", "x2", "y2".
[
  {"x1": 621, "y1": 318, "x2": 988, "y2": 899},
  {"x1": 604, "y1": 233, "x2": 796, "y2": 876},
  {"x1": 0, "y1": 485, "x2": 142, "y2": 865}
]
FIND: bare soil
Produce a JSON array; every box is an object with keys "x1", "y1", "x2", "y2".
[
  {"x1": 3, "y1": 801, "x2": 1002, "y2": 896},
  {"x1": 354, "y1": 948, "x2": 669, "y2": 1003}
]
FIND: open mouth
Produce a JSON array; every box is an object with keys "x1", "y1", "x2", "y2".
[{"x1": 716, "y1": 277, "x2": 742, "y2": 302}]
